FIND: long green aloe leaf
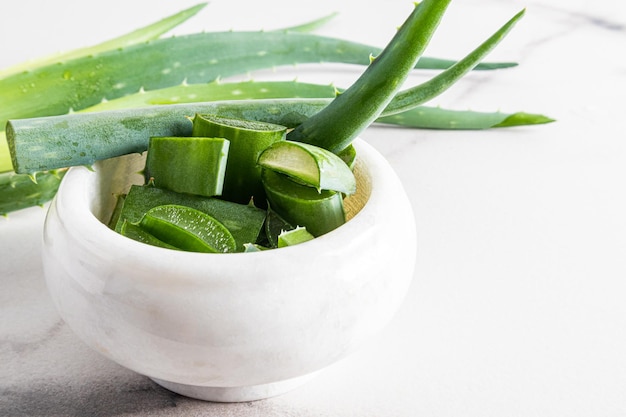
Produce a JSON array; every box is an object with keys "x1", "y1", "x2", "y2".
[
  {"x1": 82, "y1": 79, "x2": 554, "y2": 128},
  {"x1": 287, "y1": 4, "x2": 527, "y2": 153},
  {"x1": 0, "y1": 3, "x2": 208, "y2": 80},
  {"x1": 287, "y1": 0, "x2": 452, "y2": 152},
  {"x1": 0, "y1": 28, "x2": 516, "y2": 131},
  {"x1": 384, "y1": 9, "x2": 526, "y2": 115},
  {"x1": 7, "y1": 94, "x2": 554, "y2": 174}
]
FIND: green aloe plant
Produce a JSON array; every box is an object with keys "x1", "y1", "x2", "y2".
[{"x1": 1, "y1": 2, "x2": 553, "y2": 215}]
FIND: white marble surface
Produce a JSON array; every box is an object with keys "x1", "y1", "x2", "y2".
[{"x1": 1, "y1": 0, "x2": 625, "y2": 415}]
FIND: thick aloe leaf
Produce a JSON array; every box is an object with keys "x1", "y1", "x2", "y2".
[
  {"x1": 288, "y1": 0, "x2": 452, "y2": 152},
  {"x1": 146, "y1": 136, "x2": 230, "y2": 197},
  {"x1": 0, "y1": 170, "x2": 65, "y2": 215},
  {"x1": 82, "y1": 79, "x2": 554, "y2": 129},
  {"x1": 83, "y1": 80, "x2": 339, "y2": 112},
  {"x1": 7, "y1": 97, "x2": 555, "y2": 174},
  {"x1": 0, "y1": 30, "x2": 517, "y2": 130}
]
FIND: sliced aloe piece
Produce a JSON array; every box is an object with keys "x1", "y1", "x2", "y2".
[
  {"x1": 114, "y1": 185, "x2": 265, "y2": 252},
  {"x1": 146, "y1": 136, "x2": 230, "y2": 197},
  {"x1": 261, "y1": 169, "x2": 345, "y2": 237},
  {"x1": 137, "y1": 204, "x2": 236, "y2": 253},
  {"x1": 243, "y1": 243, "x2": 269, "y2": 252},
  {"x1": 258, "y1": 141, "x2": 356, "y2": 195},
  {"x1": 277, "y1": 226, "x2": 315, "y2": 248},
  {"x1": 262, "y1": 206, "x2": 295, "y2": 249},
  {"x1": 120, "y1": 220, "x2": 178, "y2": 250},
  {"x1": 192, "y1": 114, "x2": 287, "y2": 205}
]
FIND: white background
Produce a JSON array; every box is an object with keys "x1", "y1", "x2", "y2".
[{"x1": 1, "y1": 0, "x2": 625, "y2": 415}]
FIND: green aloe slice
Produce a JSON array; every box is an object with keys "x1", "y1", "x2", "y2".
[
  {"x1": 114, "y1": 185, "x2": 265, "y2": 252},
  {"x1": 146, "y1": 136, "x2": 230, "y2": 197},
  {"x1": 192, "y1": 114, "x2": 287, "y2": 205},
  {"x1": 261, "y1": 169, "x2": 345, "y2": 237},
  {"x1": 137, "y1": 204, "x2": 236, "y2": 253},
  {"x1": 258, "y1": 141, "x2": 356, "y2": 195},
  {"x1": 277, "y1": 226, "x2": 315, "y2": 248},
  {"x1": 120, "y1": 220, "x2": 178, "y2": 250}
]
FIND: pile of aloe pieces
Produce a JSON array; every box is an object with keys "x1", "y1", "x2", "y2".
[{"x1": 1, "y1": 1, "x2": 553, "y2": 217}]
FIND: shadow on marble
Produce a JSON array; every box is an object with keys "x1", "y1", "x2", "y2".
[{"x1": 0, "y1": 378, "x2": 182, "y2": 417}]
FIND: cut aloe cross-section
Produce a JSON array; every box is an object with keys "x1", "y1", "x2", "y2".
[
  {"x1": 257, "y1": 141, "x2": 356, "y2": 195},
  {"x1": 113, "y1": 185, "x2": 265, "y2": 252},
  {"x1": 137, "y1": 204, "x2": 237, "y2": 253},
  {"x1": 146, "y1": 136, "x2": 230, "y2": 197},
  {"x1": 192, "y1": 114, "x2": 287, "y2": 205},
  {"x1": 261, "y1": 169, "x2": 345, "y2": 237},
  {"x1": 277, "y1": 226, "x2": 315, "y2": 248}
]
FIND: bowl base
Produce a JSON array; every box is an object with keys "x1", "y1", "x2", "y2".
[{"x1": 150, "y1": 372, "x2": 319, "y2": 402}]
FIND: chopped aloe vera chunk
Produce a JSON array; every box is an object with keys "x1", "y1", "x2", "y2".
[
  {"x1": 277, "y1": 226, "x2": 315, "y2": 248},
  {"x1": 257, "y1": 141, "x2": 356, "y2": 195},
  {"x1": 137, "y1": 204, "x2": 236, "y2": 253},
  {"x1": 120, "y1": 220, "x2": 178, "y2": 250},
  {"x1": 146, "y1": 136, "x2": 230, "y2": 197},
  {"x1": 262, "y1": 206, "x2": 295, "y2": 249},
  {"x1": 192, "y1": 114, "x2": 287, "y2": 205},
  {"x1": 261, "y1": 169, "x2": 345, "y2": 237},
  {"x1": 243, "y1": 243, "x2": 269, "y2": 252},
  {"x1": 114, "y1": 185, "x2": 265, "y2": 252}
]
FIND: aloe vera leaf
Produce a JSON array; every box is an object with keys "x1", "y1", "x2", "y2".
[
  {"x1": 261, "y1": 169, "x2": 345, "y2": 237},
  {"x1": 383, "y1": 9, "x2": 526, "y2": 116},
  {"x1": 277, "y1": 226, "x2": 315, "y2": 248},
  {"x1": 287, "y1": 0, "x2": 452, "y2": 153},
  {"x1": 258, "y1": 141, "x2": 356, "y2": 195},
  {"x1": 137, "y1": 204, "x2": 236, "y2": 253},
  {"x1": 79, "y1": 79, "x2": 554, "y2": 131},
  {"x1": 0, "y1": 27, "x2": 517, "y2": 130},
  {"x1": 120, "y1": 220, "x2": 178, "y2": 250},
  {"x1": 493, "y1": 112, "x2": 556, "y2": 128},
  {"x1": 115, "y1": 185, "x2": 265, "y2": 252},
  {"x1": 146, "y1": 136, "x2": 230, "y2": 197},
  {"x1": 7, "y1": 96, "x2": 554, "y2": 174},
  {"x1": 0, "y1": 170, "x2": 65, "y2": 215},
  {"x1": 0, "y1": 3, "x2": 207, "y2": 80},
  {"x1": 82, "y1": 80, "x2": 340, "y2": 112},
  {"x1": 191, "y1": 114, "x2": 287, "y2": 205},
  {"x1": 377, "y1": 106, "x2": 555, "y2": 129}
]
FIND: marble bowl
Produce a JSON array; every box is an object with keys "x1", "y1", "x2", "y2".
[{"x1": 42, "y1": 138, "x2": 417, "y2": 402}]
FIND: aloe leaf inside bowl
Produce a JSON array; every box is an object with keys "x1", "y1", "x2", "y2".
[{"x1": 258, "y1": 141, "x2": 356, "y2": 195}]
